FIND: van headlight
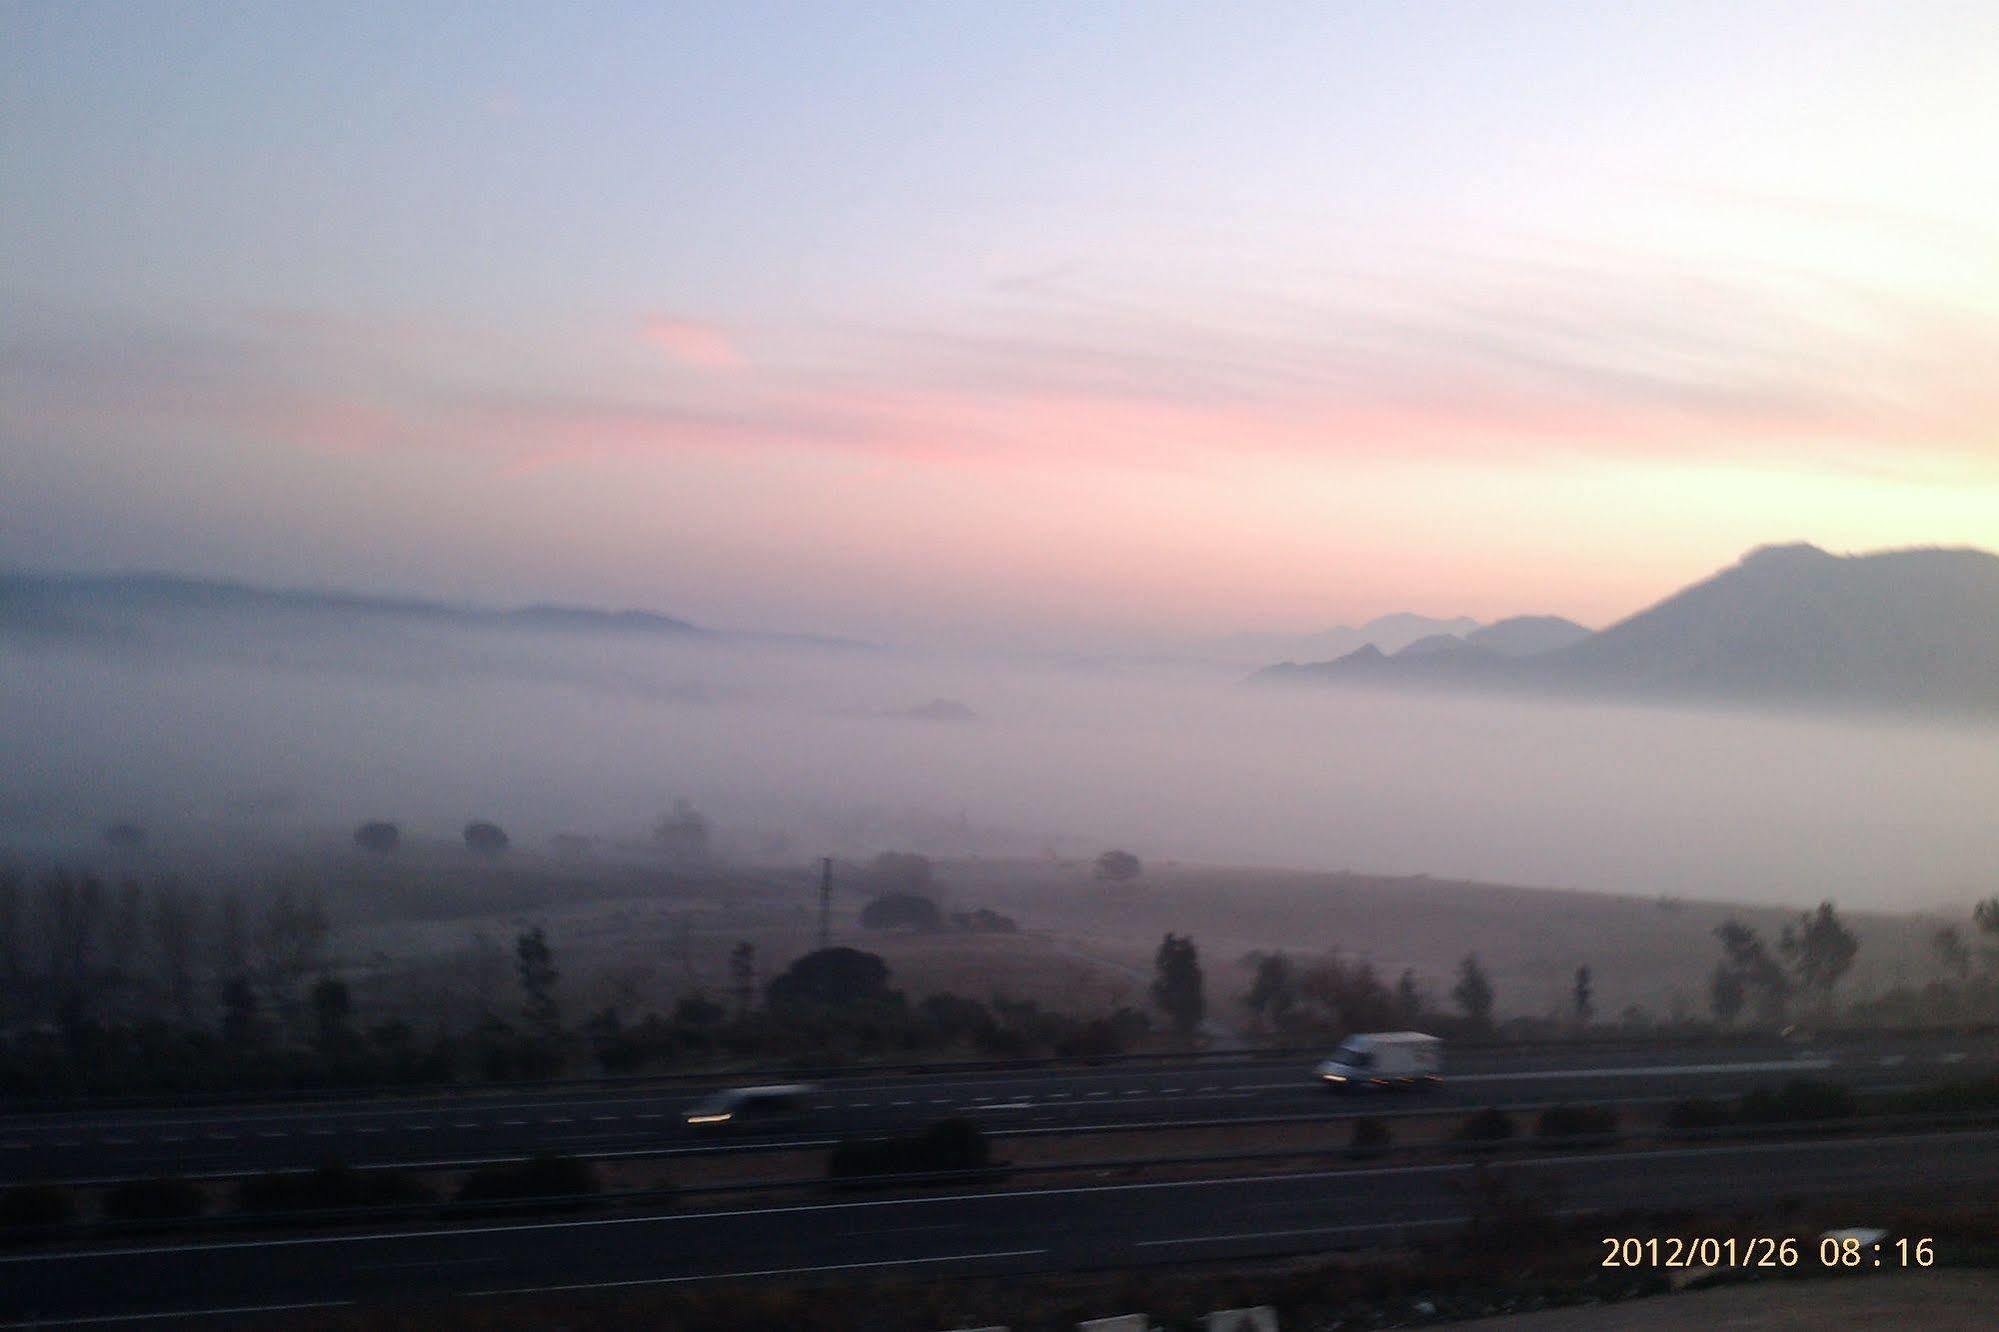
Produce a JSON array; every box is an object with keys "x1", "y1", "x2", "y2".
[{"x1": 685, "y1": 1112, "x2": 733, "y2": 1125}]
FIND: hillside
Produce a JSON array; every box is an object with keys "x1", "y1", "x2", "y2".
[{"x1": 1255, "y1": 544, "x2": 1999, "y2": 716}]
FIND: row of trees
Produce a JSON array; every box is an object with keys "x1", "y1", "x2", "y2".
[{"x1": 0, "y1": 868, "x2": 330, "y2": 1037}]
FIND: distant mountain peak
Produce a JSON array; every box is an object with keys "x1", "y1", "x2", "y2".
[{"x1": 1736, "y1": 542, "x2": 1834, "y2": 571}]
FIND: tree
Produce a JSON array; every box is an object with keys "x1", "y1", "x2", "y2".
[
  {"x1": 1709, "y1": 962, "x2": 1746, "y2": 1025},
  {"x1": 464, "y1": 822, "x2": 510, "y2": 855},
  {"x1": 1451, "y1": 953, "x2": 1495, "y2": 1031},
  {"x1": 766, "y1": 947, "x2": 897, "y2": 1009},
  {"x1": 103, "y1": 823, "x2": 148, "y2": 852},
  {"x1": 516, "y1": 927, "x2": 560, "y2": 1030},
  {"x1": 1778, "y1": 902, "x2": 1858, "y2": 1010},
  {"x1": 866, "y1": 852, "x2": 934, "y2": 898},
  {"x1": 1933, "y1": 925, "x2": 1972, "y2": 982},
  {"x1": 859, "y1": 892, "x2": 942, "y2": 932},
  {"x1": 1713, "y1": 920, "x2": 1789, "y2": 1025},
  {"x1": 654, "y1": 800, "x2": 712, "y2": 863},
  {"x1": 1572, "y1": 965, "x2": 1594, "y2": 1027},
  {"x1": 256, "y1": 889, "x2": 330, "y2": 1033},
  {"x1": 1395, "y1": 969, "x2": 1424, "y2": 1026},
  {"x1": 220, "y1": 975, "x2": 260, "y2": 1049},
  {"x1": 1150, "y1": 933, "x2": 1205, "y2": 1039},
  {"x1": 1244, "y1": 952, "x2": 1296, "y2": 1027},
  {"x1": 728, "y1": 941, "x2": 756, "y2": 1019},
  {"x1": 1095, "y1": 850, "x2": 1142, "y2": 883},
  {"x1": 1974, "y1": 897, "x2": 1999, "y2": 937},
  {"x1": 311, "y1": 976, "x2": 354, "y2": 1057},
  {"x1": 353, "y1": 821, "x2": 401, "y2": 855}
]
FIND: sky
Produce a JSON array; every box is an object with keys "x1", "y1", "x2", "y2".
[{"x1": 4, "y1": 1, "x2": 1998, "y2": 651}]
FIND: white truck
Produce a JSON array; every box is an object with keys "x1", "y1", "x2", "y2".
[{"x1": 1315, "y1": 1031, "x2": 1443, "y2": 1090}]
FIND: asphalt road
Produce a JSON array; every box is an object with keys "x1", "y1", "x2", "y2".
[
  {"x1": 3, "y1": 1037, "x2": 1994, "y2": 1184},
  {"x1": 8, "y1": 1127, "x2": 1999, "y2": 1324}
]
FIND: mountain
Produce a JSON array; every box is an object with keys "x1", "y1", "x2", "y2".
[
  {"x1": 1465, "y1": 615, "x2": 1592, "y2": 658},
  {"x1": 1253, "y1": 544, "x2": 1999, "y2": 716},
  {"x1": 1544, "y1": 544, "x2": 1999, "y2": 709},
  {"x1": 0, "y1": 570, "x2": 871, "y2": 652},
  {"x1": 1206, "y1": 612, "x2": 1480, "y2": 664}
]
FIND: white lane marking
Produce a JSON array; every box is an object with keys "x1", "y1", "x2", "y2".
[
  {"x1": 468, "y1": 1248, "x2": 1050, "y2": 1297},
  {"x1": 1088, "y1": 1091, "x2": 1108, "y2": 1098},
  {"x1": 405, "y1": 1125, "x2": 433, "y2": 1132},
  {"x1": 892, "y1": 1100, "x2": 912, "y2": 1107},
  {"x1": 545, "y1": 1117, "x2": 573, "y2": 1124},
  {"x1": 1941, "y1": 1053, "x2": 1967, "y2": 1063},
  {"x1": 634, "y1": 1113, "x2": 663, "y2": 1120},
  {"x1": 452, "y1": 1122, "x2": 479, "y2": 1129},
  {"x1": 930, "y1": 1099, "x2": 950, "y2": 1105},
  {"x1": 1162, "y1": 1087, "x2": 1183, "y2": 1094},
  {"x1": 592, "y1": 1115, "x2": 620, "y2": 1122},
  {"x1": 0, "y1": 1298, "x2": 355, "y2": 1328},
  {"x1": 1138, "y1": 1217, "x2": 1463, "y2": 1248},
  {"x1": 1881, "y1": 1056, "x2": 1906, "y2": 1067},
  {"x1": 257, "y1": 1131, "x2": 286, "y2": 1139},
  {"x1": 308, "y1": 1129, "x2": 334, "y2": 1137},
  {"x1": 1123, "y1": 1090, "x2": 1145, "y2": 1096},
  {"x1": 849, "y1": 1103, "x2": 873, "y2": 1109},
  {"x1": 1452, "y1": 1059, "x2": 1835, "y2": 1083},
  {"x1": 102, "y1": 1137, "x2": 135, "y2": 1146},
  {"x1": 355, "y1": 1127, "x2": 381, "y2": 1135},
  {"x1": 159, "y1": 1136, "x2": 185, "y2": 1144},
  {"x1": 202, "y1": 1134, "x2": 231, "y2": 1142}
]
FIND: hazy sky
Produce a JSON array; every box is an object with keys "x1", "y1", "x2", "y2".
[{"x1": 4, "y1": 1, "x2": 1997, "y2": 649}]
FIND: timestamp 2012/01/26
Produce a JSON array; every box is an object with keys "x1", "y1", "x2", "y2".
[{"x1": 1602, "y1": 1236, "x2": 1936, "y2": 1269}]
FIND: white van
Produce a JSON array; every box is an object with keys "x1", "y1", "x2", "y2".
[{"x1": 1315, "y1": 1032, "x2": 1442, "y2": 1090}]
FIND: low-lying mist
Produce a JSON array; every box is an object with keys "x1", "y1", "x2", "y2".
[{"x1": 3, "y1": 616, "x2": 1992, "y2": 913}]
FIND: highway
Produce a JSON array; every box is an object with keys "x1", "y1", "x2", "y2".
[
  {"x1": 8, "y1": 1127, "x2": 1999, "y2": 1324},
  {"x1": 3, "y1": 1037, "x2": 1994, "y2": 1184}
]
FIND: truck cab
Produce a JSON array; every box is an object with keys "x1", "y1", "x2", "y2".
[{"x1": 1316, "y1": 1031, "x2": 1442, "y2": 1090}]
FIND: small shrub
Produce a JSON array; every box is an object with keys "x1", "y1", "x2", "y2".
[
  {"x1": 102, "y1": 1176, "x2": 206, "y2": 1223},
  {"x1": 828, "y1": 1118, "x2": 994, "y2": 1184},
  {"x1": 1348, "y1": 1116, "x2": 1393, "y2": 1160},
  {"x1": 1736, "y1": 1078, "x2": 1857, "y2": 1126},
  {"x1": 0, "y1": 1183, "x2": 78, "y2": 1234},
  {"x1": 455, "y1": 1153, "x2": 600, "y2": 1207},
  {"x1": 1455, "y1": 1106, "x2": 1517, "y2": 1149},
  {"x1": 1664, "y1": 1097, "x2": 1735, "y2": 1132},
  {"x1": 1534, "y1": 1103, "x2": 1619, "y2": 1143},
  {"x1": 1895, "y1": 1075, "x2": 1999, "y2": 1116},
  {"x1": 238, "y1": 1163, "x2": 430, "y2": 1214}
]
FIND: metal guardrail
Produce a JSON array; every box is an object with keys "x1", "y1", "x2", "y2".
[
  {"x1": 6, "y1": 1024, "x2": 1994, "y2": 1116},
  {"x1": 6, "y1": 1107, "x2": 1999, "y2": 1250}
]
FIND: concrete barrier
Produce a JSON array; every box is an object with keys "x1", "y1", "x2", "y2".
[{"x1": 1205, "y1": 1308, "x2": 1278, "y2": 1332}]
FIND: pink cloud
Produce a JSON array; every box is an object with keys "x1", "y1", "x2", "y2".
[{"x1": 641, "y1": 318, "x2": 742, "y2": 370}]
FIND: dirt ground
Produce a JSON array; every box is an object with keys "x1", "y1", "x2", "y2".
[{"x1": 1458, "y1": 1270, "x2": 1999, "y2": 1331}]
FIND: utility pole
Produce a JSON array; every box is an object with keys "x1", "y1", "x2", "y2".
[{"x1": 817, "y1": 857, "x2": 833, "y2": 951}]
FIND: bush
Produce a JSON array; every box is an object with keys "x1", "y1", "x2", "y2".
[
  {"x1": 1736, "y1": 1078, "x2": 1857, "y2": 1126},
  {"x1": 0, "y1": 1184, "x2": 78, "y2": 1234},
  {"x1": 102, "y1": 1176, "x2": 206, "y2": 1223},
  {"x1": 1348, "y1": 1116, "x2": 1393, "y2": 1160},
  {"x1": 828, "y1": 1118, "x2": 993, "y2": 1185},
  {"x1": 1895, "y1": 1075, "x2": 1999, "y2": 1116},
  {"x1": 1534, "y1": 1103, "x2": 1619, "y2": 1143},
  {"x1": 1664, "y1": 1097, "x2": 1735, "y2": 1132},
  {"x1": 455, "y1": 1153, "x2": 600, "y2": 1207},
  {"x1": 1455, "y1": 1106, "x2": 1517, "y2": 1150},
  {"x1": 238, "y1": 1163, "x2": 430, "y2": 1214}
]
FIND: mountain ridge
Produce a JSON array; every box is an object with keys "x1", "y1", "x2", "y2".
[{"x1": 1254, "y1": 543, "x2": 1999, "y2": 715}]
